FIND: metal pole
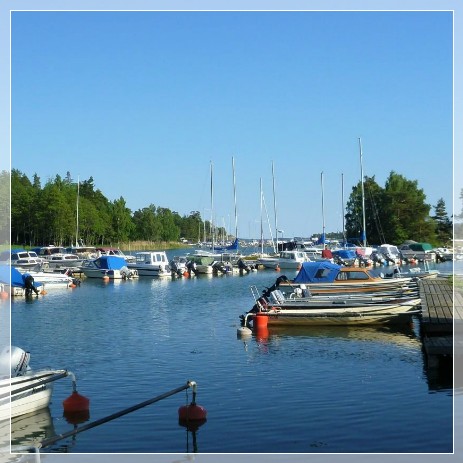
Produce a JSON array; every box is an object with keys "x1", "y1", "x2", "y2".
[{"x1": 41, "y1": 381, "x2": 195, "y2": 448}]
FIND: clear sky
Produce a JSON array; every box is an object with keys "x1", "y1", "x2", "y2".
[{"x1": 6, "y1": 6, "x2": 456, "y2": 240}]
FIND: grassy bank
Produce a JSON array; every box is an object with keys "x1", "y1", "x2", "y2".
[{"x1": 107, "y1": 241, "x2": 189, "y2": 252}]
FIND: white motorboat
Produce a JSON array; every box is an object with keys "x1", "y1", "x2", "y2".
[
  {"x1": 0, "y1": 249, "x2": 44, "y2": 270},
  {"x1": 34, "y1": 246, "x2": 83, "y2": 269},
  {"x1": 96, "y1": 247, "x2": 136, "y2": 264},
  {"x1": 127, "y1": 251, "x2": 172, "y2": 277},
  {"x1": 16, "y1": 268, "x2": 80, "y2": 289},
  {"x1": 0, "y1": 346, "x2": 76, "y2": 421},
  {"x1": 257, "y1": 250, "x2": 308, "y2": 270},
  {"x1": 80, "y1": 255, "x2": 138, "y2": 279}
]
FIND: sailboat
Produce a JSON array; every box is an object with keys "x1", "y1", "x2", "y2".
[{"x1": 189, "y1": 160, "x2": 241, "y2": 274}]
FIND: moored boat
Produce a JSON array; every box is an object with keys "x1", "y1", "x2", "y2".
[
  {"x1": 127, "y1": 251, "x2": 171, "y2": 277},
  {"x1": 0, "y1": 249, "x2": 44, "y2": 270},
  {"x1": 80, "y1": 255, "x2": 138, "y2": 279},
  {"x1": 257, "y1": 250, "x2": 308, "y2": 270},
  {"x1": 96, "y1": 247, "x2": 136, "y2": 263},
  {"x1": 275, "y1": 261, "x2": 418, "y2": 296},
  {"x1": 33, "y1": 246, "x2": 83, "y2": 269},
  {"x1": 0, "y1": 346, "x2": 76, "y2": 421},
  {"x1": 240, "y1": 286, "x2": 421, "y2": 327}
]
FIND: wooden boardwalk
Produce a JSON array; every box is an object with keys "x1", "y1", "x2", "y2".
[{"x1": 419, "y1": 277, "x2": 462, "y2": 369}]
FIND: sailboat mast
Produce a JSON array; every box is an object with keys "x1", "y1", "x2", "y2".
[
  {"x1": 210, "y1": 161, "x2": 214, "y2": 251},
  {"x1": 358, "y1": 137, "x2": 367, "y2": 247},
  {"x1": 272, "y1": 161, "x2": 278, "y2": 252},
  {"x1": 341, "y1": 173, "x2": 346, "y2": 244},
  {"x1": 260, "y1": 177, "x2": 264, "y2": 255},
  {"x1": 321, "y1": 171, "x2": 326, "y2": 244},
  {"x1": 75, "y1": 176, "x2": 80, "y2": 247},
  {"x1": 232, "y1": 156, "x2": 238, "y2": 239}
]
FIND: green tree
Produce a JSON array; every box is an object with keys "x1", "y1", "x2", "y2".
[
  {"x1": 345, "y1": 175, "x2": 384, "y2": 245},
  {"x1": 110, "y1": 197, "x2": 134, "y2": 243},
  {"x1": 432, "y1": 198, "x2": 452, "y2": 245},
  {"x1": 0, "y1": 170, "x2": 9, "y2": 245},
  {"x1": 382, "y1": 171, "x2": 436, "y2": 244},
  {"x1": 132, "y1": 205, "x2": 162, "y2": 241}
]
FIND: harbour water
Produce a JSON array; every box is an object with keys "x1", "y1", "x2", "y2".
[{"x1": 9, "y1": 255, "x2": 456, "y2": 454}]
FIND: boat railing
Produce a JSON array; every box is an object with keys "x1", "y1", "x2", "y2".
[{"x1": 250, "y1": 285, "x2": 261, "y2": 303}]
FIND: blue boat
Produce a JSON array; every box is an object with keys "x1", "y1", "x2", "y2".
[
  {"x1": 79, "y1": 255, "x2": 138, "y2": 279},
  {"x1": 0, "y1": 265, "x2": 44, "y2": 296}
]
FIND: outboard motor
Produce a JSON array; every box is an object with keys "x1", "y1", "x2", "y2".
[
  {"x1": 237, "y1": 258, "x2": 251, "y2": 273},
  {"x1": 22, "y1": 273, "x2": 39, "y2": 296},
  {"x1": 186, "y1": 260, "x2": 199, "y2": 276},
  {"x1": 0, "y1": 346, "x2": 31, "y2": 377}
]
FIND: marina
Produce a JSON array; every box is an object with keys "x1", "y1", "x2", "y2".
[{"x1": 2, "y1": 254, "x2": 455, "y2": 454}]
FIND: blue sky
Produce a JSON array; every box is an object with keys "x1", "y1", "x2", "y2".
[{"x1": 8, "y1": 8, "x2": 455, "y2": 240}]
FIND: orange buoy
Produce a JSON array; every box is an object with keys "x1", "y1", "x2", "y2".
[
  {"x1": 183, "y1": 271, "x2": 189, "y2": 277},
  {"x1": 0, "y1": 291, "x2": 8, "y2": 300},
  {"x1": 253, "y1": 313, "x2": 268, "y2": 330},
  {"x1": 102, "y1": 275, "x2": 110, "y2": 281},
  {"x1": 275, "y1": 265, "x2": 280, "y2": 272},
  {"x1": 69, "y1": 283, "x2": 76, "y2": 288}
]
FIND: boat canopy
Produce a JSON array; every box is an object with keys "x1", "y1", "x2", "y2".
[
  {"x1": 93, "y1": 256, "x2": 127, "y2": 270},
  {"x1": 293, "y1": 261, "x2": 342, "y2": 284},
  {"x1": 408, "y1": 242, "x2": 433, "y2": 252}
]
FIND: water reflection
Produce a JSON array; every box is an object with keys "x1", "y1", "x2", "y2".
[{"x1": 250, "y1": 323, "x2": 421, "y2": 347}]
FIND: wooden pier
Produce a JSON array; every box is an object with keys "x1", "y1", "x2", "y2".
[{"x1": 419, "y1": 277, "x2": 462, "y2": 369}]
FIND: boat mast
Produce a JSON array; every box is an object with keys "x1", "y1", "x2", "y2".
[
  {"x1": 359, "y1": 137, "x2": 367, "y2": 247},
  {"x1": 321, "y1": 171, "x2": 326, "y2": 245},
  {"x1": 272, "y1": 161, "x2": 278, "y2": 252},
  {"x1": 232, "y1": 156, "x2": 238, "y2": 240},
  {"x1": 260, "y1": 177, "x2": 264, "y2": 255},
  {"x1": 210, "y1": 161, "x2": 214, "y2": 251},
  {"x1": 75, "y1": 176, "x2": 79, "y2": 247},
  {"x1": 341, "y1": 172, "x2": 346, "y2": 245}
]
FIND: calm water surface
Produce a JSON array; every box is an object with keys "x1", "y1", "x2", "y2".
[{"x1": 10, "y1": 255, "x2": 455, "y2": 454}]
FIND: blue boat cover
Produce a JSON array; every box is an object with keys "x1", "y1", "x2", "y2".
[
  {"x1": 93, "y1": 255, "x2": 127, "y2": 270},
  {"x1": 293, "y1": 261, "x2": 342, "y2": 283},
  {"x1": 213, "y1": 238, "x2": 239, "y2": 252},
  {"x1": 0, "y1": 265, "x2": 43, "y2": 288},
  {"x1": 332, "y1": 249, "x2": 357, "y2": 259}
]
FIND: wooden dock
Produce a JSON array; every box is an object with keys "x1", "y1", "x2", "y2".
[{"x1": 419, "y1": 277, "x2": 462, "y2": 369}]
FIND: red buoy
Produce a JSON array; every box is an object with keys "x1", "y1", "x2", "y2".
[
  {"x1": 178, "y1": 403, "x2": 207, "y2": 422},
  {"x1": 63, "y1": 391, "x2": 90, "y2": 413}
]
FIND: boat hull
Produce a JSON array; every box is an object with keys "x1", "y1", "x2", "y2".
[
  {"x1": 128, "y1": 265, "x2": 172, "y2": 277},
  {"x1": 252, "y1": 305, "x2": 420, "y2": 326},
  {"x1": 0, "y1": 369, "x2": 67, "y2": 421}
]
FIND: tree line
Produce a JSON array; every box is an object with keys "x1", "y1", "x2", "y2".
[
  {"x1": 0, "y1": 169, "x2": 456, "y2": 248},
  {"x1": 8, "y1": 170, "x2": 225, "y2": 247},
  {"x1": 345, "y1": 171, "x2": 452, "y2": 246}
]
